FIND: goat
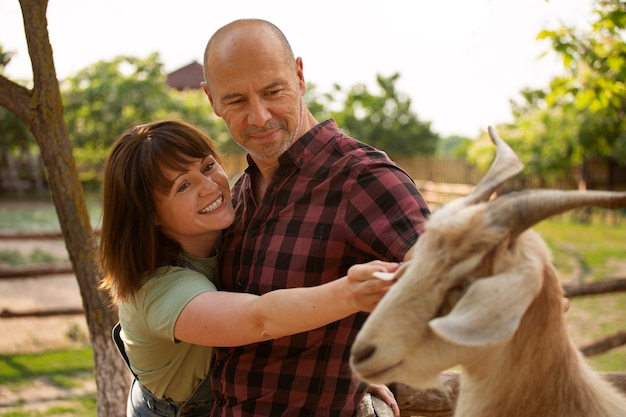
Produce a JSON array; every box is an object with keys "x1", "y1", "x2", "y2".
[{"x1": 350, "y1": 127, "x2": 626, "y2": 417}]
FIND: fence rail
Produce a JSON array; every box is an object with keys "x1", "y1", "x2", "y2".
[{"x1": 389, "y1": 372, "x2": 626, "y2": 417}]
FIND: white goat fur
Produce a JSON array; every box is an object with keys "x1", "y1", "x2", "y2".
[{"x1": 350, "y1": 127, "x2": 626, "y2": 417}]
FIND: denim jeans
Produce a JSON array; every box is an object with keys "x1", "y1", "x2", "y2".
[{"x1": 127, "y1": 375, "x2": 214, "y2": 417}]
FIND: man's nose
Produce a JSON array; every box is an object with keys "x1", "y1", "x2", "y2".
[{"x1": 247, "y1": 97, "x2": 272, "y2": 127}]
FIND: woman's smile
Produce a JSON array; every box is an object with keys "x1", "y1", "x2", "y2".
[{"x1": 199, "y1": 195, "x2": 224, "y2": 214}]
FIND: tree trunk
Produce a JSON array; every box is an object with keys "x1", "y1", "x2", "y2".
[{"x1": 0, "y1": 1, "x2": 130, "y2": 415}]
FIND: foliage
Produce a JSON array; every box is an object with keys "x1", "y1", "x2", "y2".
[
  {"x1": 169, "y1": 88, "x2": 239, "y2": 155},
  {"x1": 436, "y1": 135, "x2": 473, "y2": 158},
  {"x1": 61, "y1": 53, "x2": 237, "y2": 184},
  {"x1": 0, "y1": 106, "x2": 34, "y2": 150},
  {"x1": 63, "y1": 53, "x2": 176, "y2": 149},
  {"x1": 62, "y1": 53, "x2": 175, "y2": 183},
  {"x1": 0, "y1": 46, "x2": 37, "y2": 162},
  {"x1": 468, "y1": 0, "x2": 626, "y2": 179},
  {"x1": 538, "y1": 0, "x2": 626, "y2": 160},
  {"x1": 304, "y1": 82, "x2": 335, "y2": 122},
  {"x1": 468, "y1": 93, "x2": 583, "y2": 184},
  {"x1": 60, "y1": 63, "x2": 443, "y2": 185},
  {"x1": 327, "y1": 73, "x2": 439, "y2": 158},
  {"x1": 0, "y1": 45, "x2": 13, "y2": 69}
]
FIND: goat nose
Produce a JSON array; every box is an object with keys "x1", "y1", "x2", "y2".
[{"x1": 351, "y1": 344, "x2": 377, "y2": 365}]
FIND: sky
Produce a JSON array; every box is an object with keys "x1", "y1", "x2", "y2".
[{"x1": 1, "y1": 0, "x2": 596, "y2": 138}]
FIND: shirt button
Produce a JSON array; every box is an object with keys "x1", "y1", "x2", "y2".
[
  {"x1": 237, "y1": 279, "x2": 246, "y2": 289},
  {"x1": 248, "y1": 230, "x2": 257, "y2": 237},
  {"x1": 216, "y1": 398, "x2": 225, "y2": 407},
  {"x1": 215, "y1": 360, "x2": 224, "y2": 369}
]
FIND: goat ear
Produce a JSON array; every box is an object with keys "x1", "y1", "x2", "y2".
[{"x1": 428, "y1": 265, "x2": 541, "y2": 347}]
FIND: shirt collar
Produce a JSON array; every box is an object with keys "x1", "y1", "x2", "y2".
[
  {"x1": 279, "y1": 119, "x2": 338, "y2": 169},
  {"x1": 242, "y1": 119, "x2": 339, "y2": 175}
]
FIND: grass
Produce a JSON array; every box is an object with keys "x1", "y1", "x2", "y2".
[
  {"x1": 0, "y1": 347, "x2": 96, "y2": 417},
  {"x1": 1, "y1": 397, "x2": 97, "y2": 417},
  {"x1": 0, "y1": 194, "x2": 102, "y2": 232},
  {"x1": 534, "y1": 212, "x2": 626, "y2": 282},
  {"x1": 0, "y1": 248, "x2": 65, "y2": 267},
  {"x1": 0, "y1": 347, "x2": 94, "y2": 387},
  {"x1": 534, "y1": 210, "x2": 626, "y2": 372}
]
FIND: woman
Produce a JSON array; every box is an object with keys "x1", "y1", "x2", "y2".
[{"x1": 99, "y1": 120, "x2": 400, "y2": 416}]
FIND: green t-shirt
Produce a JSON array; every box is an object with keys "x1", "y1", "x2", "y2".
[{"x1": 119, "y1": 253, "x2": 217, "y2": 402}]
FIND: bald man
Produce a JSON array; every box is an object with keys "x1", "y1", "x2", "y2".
[{"x1": 202, "y1": 19, "x2": 430, "y2": 417}]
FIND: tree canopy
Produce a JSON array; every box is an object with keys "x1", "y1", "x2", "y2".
[
  {"x1": 325, "y1": 73, "x2": 439, "y2": 158},
  {"x1": 469, "y1": 0, "x2": 626, "y2": 183}
]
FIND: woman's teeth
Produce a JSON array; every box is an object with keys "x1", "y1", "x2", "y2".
[{"x1": 199, "y1": 196, "x2": 223, "y2": 214}]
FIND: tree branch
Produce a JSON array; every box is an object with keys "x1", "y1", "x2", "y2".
[{"x1": 0, "y1": 69, "x2": 32, "y2": 121}]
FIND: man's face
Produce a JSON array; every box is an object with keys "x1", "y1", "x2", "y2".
[{"x1": 204, "y1": 40, "x2": 305, "y2": 164}]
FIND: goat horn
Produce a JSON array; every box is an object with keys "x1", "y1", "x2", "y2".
[
  {"x1": 464, "y1": 126, "x2": 524, "y2": 206},
  {"x1": 487, "y1": 189, "x2": 626, "y2": 239}
]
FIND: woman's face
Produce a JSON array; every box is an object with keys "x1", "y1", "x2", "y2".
[{"x1": 153, "y1": 154, "x2": 234, "y2": 257}]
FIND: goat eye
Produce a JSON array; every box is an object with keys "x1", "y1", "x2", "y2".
[
  {"x1": 447, "y1": 285, "x2": 467, "y2": 306},
  {"x1": 436, "y1": 284, "x2": 468, "y2": 318}
]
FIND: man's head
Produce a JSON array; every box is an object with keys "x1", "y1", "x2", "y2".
[{"x1": 202, "y1": 19, "x2": 311, "y2": 165}]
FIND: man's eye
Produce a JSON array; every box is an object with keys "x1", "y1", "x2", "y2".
[{"x1": 177, "y1": 183, "x2": 189, "y2": 193}]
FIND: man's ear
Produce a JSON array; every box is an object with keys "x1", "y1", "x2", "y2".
[
  {"x1": 201, "y1": 82, "x2": 221, "y2": 117},
  {"x1": 295, "y1": 57, "x2": 306, "y2": 95}
]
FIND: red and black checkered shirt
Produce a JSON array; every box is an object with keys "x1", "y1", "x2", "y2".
[{"x1": 212, "y1": 120, "x2": 430, "y2": 416}]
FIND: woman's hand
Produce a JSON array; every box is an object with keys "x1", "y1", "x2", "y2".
[
  {"x1": 344, "y1": 261, "x2": 401, "y2": 312},
  {"x1": 367, "y1": 383, "x2": 400, "y2": 417}
]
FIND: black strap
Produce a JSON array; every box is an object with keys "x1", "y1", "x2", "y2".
[{"x1": 112, "y1": 322, "x2": 137, "y2": 377}]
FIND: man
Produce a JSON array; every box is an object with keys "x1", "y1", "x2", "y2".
[{"x1": 202, "y1": 19, "x2": 430, "y2": 417}]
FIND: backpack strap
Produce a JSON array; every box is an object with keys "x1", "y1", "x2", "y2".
[{"x1": 112, "y1": 322, "x2": 136, "y2": 377}]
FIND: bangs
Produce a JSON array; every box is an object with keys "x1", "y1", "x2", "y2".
[
  {"x1": 151, "y1": 151, "x2": 200, "y2": 194},
  {"x1": 136, "y1": 121, "x2": 219, "y2": 195}
]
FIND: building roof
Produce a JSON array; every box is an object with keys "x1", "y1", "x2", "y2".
[{"x1": 166, "y1": 61, "x2": 204, "y2": 91}]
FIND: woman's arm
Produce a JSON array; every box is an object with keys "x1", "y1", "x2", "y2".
[{"x1": 174, "y1": 260, "x2": 399, "y2": 347}]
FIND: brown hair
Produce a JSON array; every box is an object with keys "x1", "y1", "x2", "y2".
[{"x1": 99, "y1": 119, "x2": 222, "y2": 303}]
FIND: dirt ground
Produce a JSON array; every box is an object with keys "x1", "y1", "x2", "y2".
[
  {"x1": 0, "y1": 238, "x2": 95, "y2": 412},
  {"x1": 0, "y1": 238, "x2": 89, "y2": 354}
]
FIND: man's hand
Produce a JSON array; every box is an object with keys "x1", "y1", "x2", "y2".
[{"x1": 345, "y1": 261, "x2": 401, "y2": 312}]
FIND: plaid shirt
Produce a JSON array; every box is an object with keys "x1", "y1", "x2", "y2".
[{"x1": 212, "y1": 120, "x2": 430, "y2": 417}]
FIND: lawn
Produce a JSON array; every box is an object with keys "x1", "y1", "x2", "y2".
[
  {"x1": 534, "y1": 211, "x2": 626, "y2": 372},
  {"x1": 0, "y1": 348, "x2": 96, "y2": 416}
]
